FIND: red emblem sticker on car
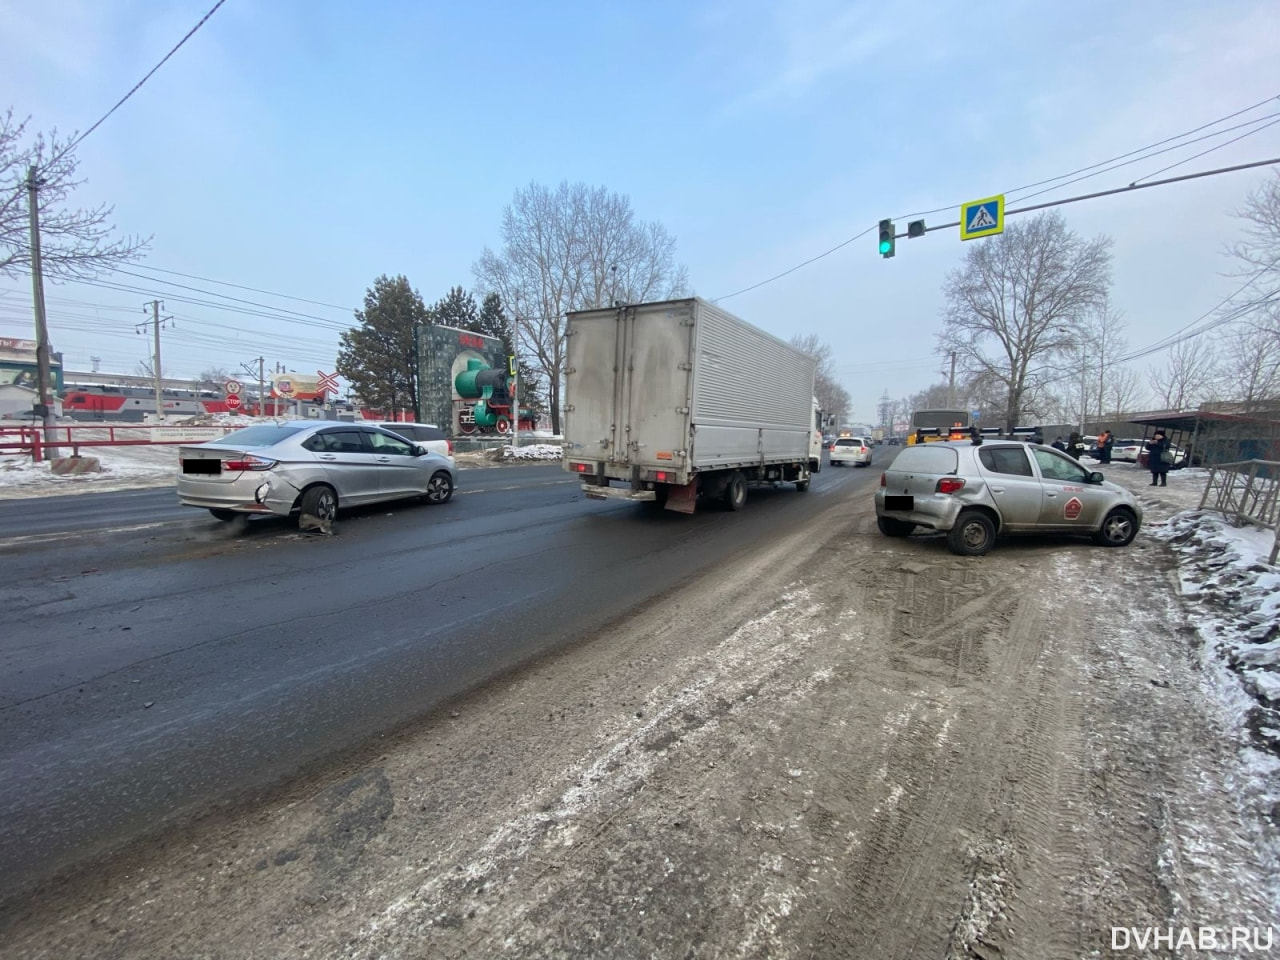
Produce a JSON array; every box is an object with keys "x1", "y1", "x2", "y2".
[{"x1": 1064, "y1": 497, "x2": 1083, "y2": 520}]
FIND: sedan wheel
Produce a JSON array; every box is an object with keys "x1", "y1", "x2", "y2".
[
  {"x1": 1093, "y1": 507, "x2": 1138, "y2": 547},
  {"x1": 424, "y1": 471, "x2": 454, "y2": 504},
  {"x1": 300, "y1": 485, "x2": 338, "y2": 523},
  {"x1": 208, "y1": 508, "x2": 237, "y2": 522}
]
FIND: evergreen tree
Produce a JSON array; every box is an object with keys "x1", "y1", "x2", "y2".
[
  {"x1": 430, "y1": 285, "x2": 480, "y2": 329},
  {"x1": 336, "y1": 275, "x2": 428, "y2": 416}
]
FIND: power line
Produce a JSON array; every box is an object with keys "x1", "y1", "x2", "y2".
[
  {"x1": 894, "y1": 92, "x2": 1280, "y2": 223},
  {"x1": 715, "y1": 92, "x2": 1280, "y2": 302},
  {"x1": 125, "y1": 263, "x2": 356, "y2": 312},
  {"x1": 65, "y1": 0, "x2": 229, "y2": 154}
]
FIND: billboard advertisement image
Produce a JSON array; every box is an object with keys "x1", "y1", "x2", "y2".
[{"x1": 416, "y1": 323, "x2": 534, "y2": 436}]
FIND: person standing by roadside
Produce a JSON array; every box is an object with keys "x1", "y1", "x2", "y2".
[
  {"x1": 1097, "y1": 430, "x2": 1113, "y2": 464},
  {"x1": 1146, "y1": 431, "x2": 1170, "y2": 486},
  {"x1": 1066, "y1": 432, "x2": 1084, "y2": 460}
]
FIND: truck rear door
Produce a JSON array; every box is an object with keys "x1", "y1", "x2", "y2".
[{"x1": 566, "y1": 304, "x2": 692, "y2": 473}]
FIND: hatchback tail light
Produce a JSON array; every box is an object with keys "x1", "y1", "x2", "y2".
[
  {"x1": 223, "y1": 455, "x2": 276, "y2": 472},
  {"x1": 936, "y1": 477, "x2": 966, "y2": 494}
]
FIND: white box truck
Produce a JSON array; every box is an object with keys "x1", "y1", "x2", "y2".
[{"x1": 562, "y1": 298, "x2": 823, "y2": 513}]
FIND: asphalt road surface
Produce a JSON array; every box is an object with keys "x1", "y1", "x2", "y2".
[{"x1": 0, "y1": 455, "x2": 889, "y2": 900}]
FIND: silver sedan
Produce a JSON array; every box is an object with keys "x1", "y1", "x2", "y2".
[{"x1": 176, "y1": 421, "x2": 456, "y2": 527}]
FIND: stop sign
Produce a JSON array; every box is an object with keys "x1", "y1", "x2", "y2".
[{"x1": 225, "y1": 394, "x2": 243, "y2": 410}]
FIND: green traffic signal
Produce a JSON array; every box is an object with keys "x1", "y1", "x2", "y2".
[{"x1": 878, "y1": 219, "x2": 895, "y2": 258}]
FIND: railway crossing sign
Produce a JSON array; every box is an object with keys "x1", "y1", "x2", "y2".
[
  {"x1": 224, "y1": 379, "x2": 242, "y2": 395},
  {"x1": 960, "y1": 194, "x2": 1005, "y2": 241},
  {"x1": 225, "y1": 394, "x2": 242, "y2": 410},
  {"x1": 317, "y1": 370, "x2": 339, "y2": 394}
]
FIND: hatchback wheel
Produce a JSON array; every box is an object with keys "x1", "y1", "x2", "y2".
[
  {"x1": 946, "y1": 510, "x2": 995, "y2": 556},
  {"x1": 1093, "y1": 506, "x2": 1138, "y2": 547},
  {"x1": 424, "y1": 471, "x2": 454, "y2": 504},
  {"x1": 300, "y1": 485, "x2": 337, "y2": 524}
]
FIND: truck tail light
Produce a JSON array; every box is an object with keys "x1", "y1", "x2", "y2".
[
  {"x1": 570, "y1": 461, "x2": 592, "y2": 473},
  {"x1": 936, "y1": 477, "x2": 966, "y2": 494},
  {"x1": 654, "y1": 471, "x2": 672, "y2": 482}
]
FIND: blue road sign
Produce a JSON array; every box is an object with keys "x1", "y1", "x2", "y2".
[{"x1": 960, "y1": 195, "x2": 1005, "y2": 241}]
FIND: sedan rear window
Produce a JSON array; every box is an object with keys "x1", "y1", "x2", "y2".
[{"x1": 216, "y1": 424, "x2": 312, "y2": 447}]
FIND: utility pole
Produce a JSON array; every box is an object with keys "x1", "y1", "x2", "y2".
[
  {"x1": 239, "y1": 357, "x2": 265, "y2": 416},
  {"x1": 948, "y1": 352, "x2": 957, "y2": 408},
  {"x1": 139, "y1": 300, "x2": 168, "y2": 421},
  {"x1": 26, "y1": 166, "x2": 57, "y2": 442}
]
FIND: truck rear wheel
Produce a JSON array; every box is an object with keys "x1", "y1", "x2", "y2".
[{"x1": 725, "y1": 472, "x2": 747, "y2": 511}]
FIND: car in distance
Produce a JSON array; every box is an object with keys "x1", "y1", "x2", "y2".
[
  {"x1": 176, "y1": 421, "x2": 456, "y2": 527},
  {"x1": 365, "y1": 421, "x2": 454, "y2": 463},
  {"x1": 874, "y1": 439, "x2": 1142, "y2": 556},
  {"x1": 830, "y1": 436, "x2": 874, "y2": 467},
  {"x1": 1109, "y1": 438, "x2": 1147, "y2": 462}
]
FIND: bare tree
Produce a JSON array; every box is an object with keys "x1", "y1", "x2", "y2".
[
  {"x1": 939, "y1": 211, "x2": 1113, "y2": 432},
  {"x1": 1217, "y1": 323, "x2": 1280, "y2": 409},
  {"x1": 790, "y1": 333, "x2": 849, "y2": 422},
  {"x1": 197, "y1": 366, "x2": 231, "y2": 391},
  {"x1": 1, "y1": 110, "x2": 148, "y2": 280},
  {"x1": 1147, "y1": 339, "x2": 1217, "y2": 409},
  {"x1": 1216, "y1": 172, "x2": 1280, "y2": 408},
  {"x1": 1102, "y1": 365, "x2": 1146, "y2": 418},
  {"x1": 473, "y1": 182, "x2": 688, "y2": 433}
]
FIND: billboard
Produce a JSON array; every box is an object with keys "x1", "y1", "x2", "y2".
[
  {"x1": 416, "y1": 323, "x2": 524, "y2": 436},
  {"x1": 270, "y1": 373, "x2": 324, "y2": 402}
]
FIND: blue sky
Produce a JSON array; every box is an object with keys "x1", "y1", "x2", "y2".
[{"x1": 1, "y1": 0, "x2": 1277, "y2": 422}]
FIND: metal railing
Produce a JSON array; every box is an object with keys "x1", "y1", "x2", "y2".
[
  {"x1": 1198, "y1": 459, "x2": 1280, "y2": 564},
  {"x1": 0, "y1": 424, "x2": 236, "y2": 463}
]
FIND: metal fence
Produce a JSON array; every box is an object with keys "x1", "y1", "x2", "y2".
[
  {"x1": 0, "y1": 424, "x2": 236, "y2": 463},
  {"x1": 1198, "y1": 459, "x2": 1280, "y2": 564}
]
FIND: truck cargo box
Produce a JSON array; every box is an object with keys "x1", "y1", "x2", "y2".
[{"x1": 563, "y1": 299, "x2": 817, "y2": 492}]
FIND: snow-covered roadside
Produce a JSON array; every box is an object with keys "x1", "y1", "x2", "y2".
[{"x1": 1099, "y1": 460, "x2": 1280, "y2": 817}]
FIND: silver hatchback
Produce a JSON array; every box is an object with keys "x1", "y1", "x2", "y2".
[
  {"x1": 176, "y1": 421, "x2": 456, "y2": 527},
  {"x1": 874, "y1": 440, "x2": 1142, "y2": 556}
]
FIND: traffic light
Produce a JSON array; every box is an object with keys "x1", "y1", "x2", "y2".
[{"x1": 878, "y1": 219, "x2": 896, "y2": 258}]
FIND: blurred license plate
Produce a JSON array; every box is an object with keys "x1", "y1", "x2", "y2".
[
  {"x1": 182, "y1": 459, "x2": 220, "y2": 475},
  {"x1": 885, "y1": 495, "x2": 913, "y2": 511}
]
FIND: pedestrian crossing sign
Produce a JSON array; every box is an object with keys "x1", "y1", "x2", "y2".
[{"x1": 960, "y1": 194, "x2": 1005, "y2": 241}]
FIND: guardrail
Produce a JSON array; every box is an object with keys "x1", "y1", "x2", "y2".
[
  {"x1": 0, "y1": 424, "x2": 237, "y2": 464},
  {"x1": 1198, "y1": 459, "x2": 1280, "y2": 564}
]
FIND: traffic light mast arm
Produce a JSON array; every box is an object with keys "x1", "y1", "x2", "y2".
[{"x1": 913, "y1": 155, "x2": 1280, "y2": 236}]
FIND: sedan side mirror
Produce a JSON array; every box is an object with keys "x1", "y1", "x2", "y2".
[{"x1": 413, "y1": 442, "x2": 428, "y2": 456}]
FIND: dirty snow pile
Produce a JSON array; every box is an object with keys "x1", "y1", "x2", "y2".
[
  {"x1": 1153, "y1": 512, "x2": 1280, "y2": 755},
  {"x1": 499, "y1": 443, "x2": 563, "y2": 461}
]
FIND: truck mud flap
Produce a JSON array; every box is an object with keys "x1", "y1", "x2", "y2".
[{"x1": 663, "y1": 480, "x2": 698, "y2": 514}]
